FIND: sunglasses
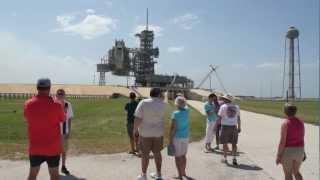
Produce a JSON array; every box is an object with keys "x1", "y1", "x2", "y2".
[{"x1": 57, "y1": 93, "x2": 65, "y2": 96}]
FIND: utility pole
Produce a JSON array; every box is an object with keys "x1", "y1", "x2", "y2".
[
  {"x1": 93, "y1": 72, "x2": 96, "y2": 85},
  {"x1": 259, "y1": 81, "x2": 262, "y2": 99},
  {"x1": 317, "y1": 0, "x2": 320, "y2": 178},
  {"x1": 270, "y1": 80, "x2": 273, "y2": 100},
  {"x1": 209, "y1": 74, "x2": 212, "y2": 92}
]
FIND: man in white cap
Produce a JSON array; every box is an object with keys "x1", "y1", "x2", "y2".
[{"x1": 218, "y1": 94, "x2": 241, "y2": 166}]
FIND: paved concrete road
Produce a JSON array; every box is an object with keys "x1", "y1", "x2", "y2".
[
  {"x1": 0, "y1": 138, "x2": 272, "y2": 180},
  {"x1": 187, "y1": 100, "x2": 319, "y2": 180}
]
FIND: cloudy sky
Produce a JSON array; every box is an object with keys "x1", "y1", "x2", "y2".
[{"x1": 0, "y1": 0, "x2": 318, "y2": 97}]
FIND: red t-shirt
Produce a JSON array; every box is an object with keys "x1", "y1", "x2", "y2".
[
  {"x1": 285, "y1": 117, "x2": 305, "y2": 147},
  {"x1": 24, "y1": 95, "x2": 65, "y2": 156}
]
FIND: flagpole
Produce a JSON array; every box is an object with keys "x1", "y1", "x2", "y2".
[{"x1": 317, "y1": 1, "x2": 320, "y2": 180}]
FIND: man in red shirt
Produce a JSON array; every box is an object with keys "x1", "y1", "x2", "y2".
[{"x1": 24, "y1": 78, "x2": 65, "y2": 180}]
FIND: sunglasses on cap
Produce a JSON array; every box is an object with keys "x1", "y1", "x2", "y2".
[{"x1": 57, "y1": 92, "x2": 65, "y2": 96}]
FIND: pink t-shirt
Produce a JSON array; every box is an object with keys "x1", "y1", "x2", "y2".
[{"x1": 285, "y1": 117, "x2": 305, "y2": 147}]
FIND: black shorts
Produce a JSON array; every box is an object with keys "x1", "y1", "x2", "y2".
[
  {"x1": 29, "y1": 155, "x2": 60, "y2": 168},
  {"x1": 220, "y1": 125, "x2": 238, "y2": 145}
]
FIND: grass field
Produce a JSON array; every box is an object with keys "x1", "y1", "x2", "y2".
[
  {"x1": 0, "y1": 97, "x2": 205, "y2": 160},
  {"x1": 236, "y1": 99, "x2": 318, "y2": 124}
]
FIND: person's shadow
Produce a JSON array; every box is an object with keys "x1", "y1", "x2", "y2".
[
  {"x1": 173, "y1": 176, "x2": 196, "y2": 180},
  {"x1": 205, "y1": 149, "x2": 245, "y2": 156},
  {"x1": 59, "y1": 175, "x2": 86, "y2": 180},
  {"x1": 227, "y1": 163, "x2": 263, "y2": 171}
]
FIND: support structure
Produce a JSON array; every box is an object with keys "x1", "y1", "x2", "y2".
[
  {"x1": 96, "y1": 9, "x2": 193, "y2": 88},
  {"x1": 282, "y1": 26, "x2": 302, "y2": 99},
  {"x1": 98, "y1": 57, "x2": 108, "y2": 86},
  {"x1": 133, "y1": 8, "x2": 159, "y2": 86},
  {"x1": 288, "y1": 35, "x2": 295, "y2": 98},
  {"x1": 196, "y1": 65, "x2": 228, "y2": 94}
]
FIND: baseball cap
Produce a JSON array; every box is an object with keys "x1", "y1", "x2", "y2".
[
  {"x1": 37, "y1": 78, "x2": 51, "y2": 88},
  {"x1": 129, "y1": 92, "x2": 136, "y2": 99}
]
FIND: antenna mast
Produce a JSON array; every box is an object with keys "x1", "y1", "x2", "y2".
[{"x1": 146, "y1": 8, "x2": 149, "y2": 31}]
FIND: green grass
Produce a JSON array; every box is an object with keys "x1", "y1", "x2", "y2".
[
  {"x1": 236, "y1": 99, "x2": 318, "y2": 124},
  {"x1": 0, "y1": 97, "x2": 205, "y2": 159}
]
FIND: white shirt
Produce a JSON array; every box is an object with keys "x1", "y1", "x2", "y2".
[
  {"x1": 60, "y1": 100, "x2": 74, "y2": 135},
  {"x1": 134, "y1": 98, "x2": 166, "y2": 137},
  {"x1": 218, "y1": 103, "x2": 240, "y2": 126}
]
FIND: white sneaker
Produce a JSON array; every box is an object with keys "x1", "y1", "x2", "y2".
[
  {"x1": 150, "y1": 172, "x2": 162, "y2": 180},
  {"x1": 182, "y1": 176, "x2": 188, "y2": 180},
  {"x1": 137, "y1": 174, "x2": 147, "y2": 180},
  {"x1": 221, "y1": 157, "x2": 228, "y2": 164}
]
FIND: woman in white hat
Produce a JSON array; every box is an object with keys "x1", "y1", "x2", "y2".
[{"x1": 217, "y1": 94, "x2": 241, "y2": 166}]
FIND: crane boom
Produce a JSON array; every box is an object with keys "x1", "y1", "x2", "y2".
[{"x1": 197, "y1": 66, "x2": 215, "y2": 88}]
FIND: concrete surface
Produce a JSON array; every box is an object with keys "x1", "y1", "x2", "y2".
[
  {"x1": 187, "y1": 100, "x2": 319, "y2": 180},
  {"x1": 0, "y1": 139, "x2": 272, "y2": 180}
]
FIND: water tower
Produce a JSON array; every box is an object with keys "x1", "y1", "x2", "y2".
[{"x1": 282, "y1": 26, "x2": 302, "y2": 99}]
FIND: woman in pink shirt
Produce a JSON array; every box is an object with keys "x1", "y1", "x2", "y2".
[{"x1": 276, "y1": 103, "x2": 305, "y2": 180}]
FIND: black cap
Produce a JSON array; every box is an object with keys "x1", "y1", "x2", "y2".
[
  {"x1": 37, "y1": 78, "x2": 51, "y2": 88},
  {"x1": 129, "y1": 92, "x2": 136, "y2": 99}
]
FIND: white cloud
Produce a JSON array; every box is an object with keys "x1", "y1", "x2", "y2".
[
  {"x1": 56, "y1": 14, "x2": 75, "y2": 26},
  {"x1": 85, "y1": 9, "x2": 95, "y2": 14},
  {"x1": 105, "y1": 0, "x2": 113, "y2": 7},
  {"x1": 55, "y1": 10, "x2": 116, "y2": 40},
  {"x1": 167, "y1": 46, "x2": 185, "y2": 53},
  {"x1": 133, "y1": 24, "x2": 164, "y2": 37},
  {"x1": 0, "y1": 32, "x2": 95, "y2": 84},
  {"x1": 170, "y1": 13, "x2": 200, "y2": 30},
  {"x1": 256, "y1": 62, "x2": 282, "y2": 69}
]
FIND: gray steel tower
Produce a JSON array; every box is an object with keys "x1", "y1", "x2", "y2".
[
  {"x1": 134, "y1": 8, "x2": 159, "y2": 86},
  {"x1": 96, "y1": 9, "x2": 193, "y2": 88},
  {"x1": 283, "y1": 26, "x2": 301, "y2": 99}
]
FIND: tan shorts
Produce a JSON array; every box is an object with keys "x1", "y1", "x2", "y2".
[
  {"x1": 61, "y1": 135, "x2": 69, "y2": 152},
  {"x1": 173, "y1": 138, "x2": 189, "y2": 157},
  {"x1": 281, "y1": 147, "x2": 304, "y2": 172},
  {"x1": 140, "y1": 136, "x2": 163, "y2": 157}
]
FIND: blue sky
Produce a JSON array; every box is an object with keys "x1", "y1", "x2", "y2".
[{"x1": 0, "y1": 0, "x2": 318, "y2": 97}]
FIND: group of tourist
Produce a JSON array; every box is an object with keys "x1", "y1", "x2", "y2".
[
  {"x1": 23, "y1": 78, "x2": 306, "y2": 180},
  {"x1": 125, "y1": 87, "x2": 305, "y2": 180},
  {"x1": 125, "y1": 88, "x2": 241, "y2": 180},
  {"x1": 203, "y1": 93, "x2": 241, "y2": 165}
]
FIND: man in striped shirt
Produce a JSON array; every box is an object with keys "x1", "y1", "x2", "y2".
[{"x1": 55, "y1": 89, "x2": 74, "y2": 175}]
